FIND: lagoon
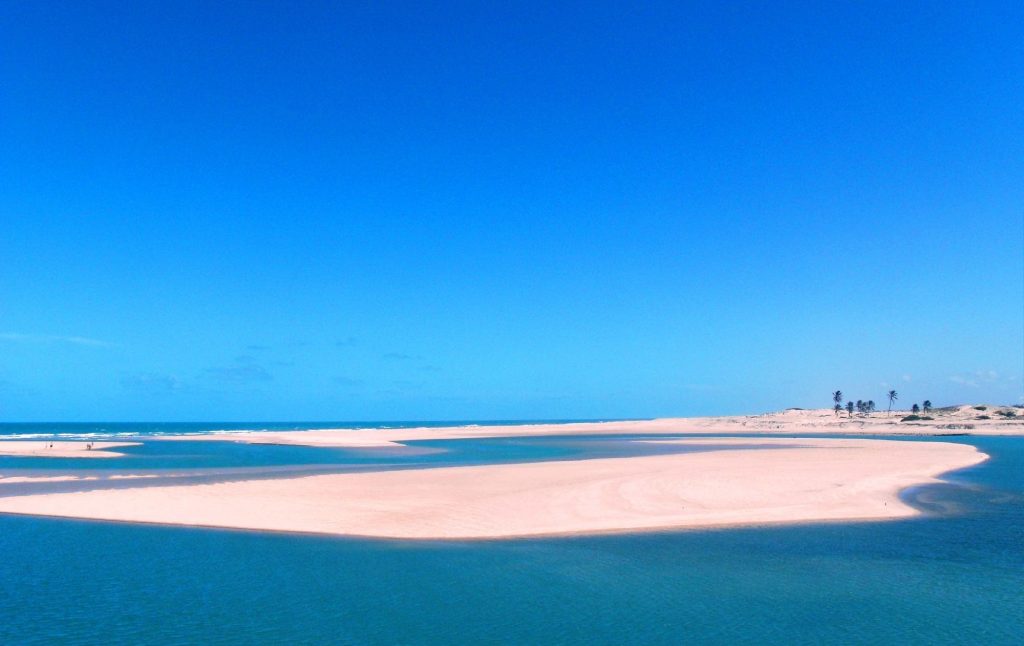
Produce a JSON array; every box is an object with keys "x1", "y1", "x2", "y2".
[{"x1": 0, "y1": 426, "x2": 1021, "y2": 644}]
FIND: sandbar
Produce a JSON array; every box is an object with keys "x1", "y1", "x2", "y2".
[
  {"x1": 0, "y1": 437, "x2": 985, "y2": 539},
  {"x1": 0, "y1": 441, "x2": 139, "y2": 458}
]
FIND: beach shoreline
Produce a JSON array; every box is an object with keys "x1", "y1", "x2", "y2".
[
  {"x1": 146, "y1": 406, "x2": 1024, "y2": 452},
  {"x1": 0, "y1": 441, "x2": 140, "y2": 458}
]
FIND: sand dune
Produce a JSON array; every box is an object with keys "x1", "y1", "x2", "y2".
[{"x1": 0, "y1": 437, "x2": 985, "y2": 539}]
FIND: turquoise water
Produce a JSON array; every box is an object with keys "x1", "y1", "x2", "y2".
[
  {"x1": 0, "y1": 430, "x2": 789, "y2": 496},
  {"x1": 0, "y1": 425, "x2": 1022, "y2": 644},
  {"x1": 0, "y1": 420, "x2": 623, "y2": 439}
]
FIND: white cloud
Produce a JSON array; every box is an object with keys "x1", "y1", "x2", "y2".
[
  {"x1": 0, "y1": 333, "x2": 114, "y2": 347},
  {"x1": 205, "y1": 357, "x2": 273, "y2": 383},
  {"x1": 121, "y1": 373, "x2": 183, "y2": 391},
  {"x1": 948, "y1": 370, "x2": 1007, "y2": 389},
  {"x1": 382, "y1": 352, "x2": 421, "y2": 361}
]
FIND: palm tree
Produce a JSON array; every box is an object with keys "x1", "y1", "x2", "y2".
[
  {"x1": 923, "y1": 400, "x2": 932, "y2": 414},
  {"x1": 834, "y1": 403, "x2": 842, "y2": 416},
  {"x1": 856, "y1": 400, "x2": 864, "y2": 415},
  {"x1": 867, "y1": 400, "x2": 876, "y2": 413},
  {"x1": 912, "y1": 403, "x2": 920, "y2": 414},
  {"x1": 887, "y1": 390, "x2": 898, "y2": 416},
  {"x1": 833, "y1": 390, "x2": 843, "y2": 416},
  {"x1": 846, "y1": 401, "x2": 854, "y2": 418}
]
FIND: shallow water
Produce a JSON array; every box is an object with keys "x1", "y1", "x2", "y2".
[
  {"x1": 0, "y1": 420, "x2": 621, "y2": 440},
  {"x1": 0, "y1": 426, "x2": 1021, "y2": 645},
  {"x1": 0, "y1": 433, "x2": 785, "y2": 472},
  {"x1": 0, "y1": 434, "x2": 795, "y2": 498}
]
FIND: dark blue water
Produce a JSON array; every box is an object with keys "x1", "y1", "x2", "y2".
[{"x1": 0, "y1": 427, "x2": 1021, "y2": 644}]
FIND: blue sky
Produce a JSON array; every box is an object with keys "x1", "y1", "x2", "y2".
[{"x1": 1, "y1": 1, "x2": 1021, "y2": 421}]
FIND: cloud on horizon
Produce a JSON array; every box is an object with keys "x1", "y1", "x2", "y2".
[
  {"x1": 121, "y1": 373, "x2": 183, "y2": 392},
  {"x1": 205, "y1": 355, "x2": 273, "y2": 383},
  {"x1": 382, "y1": 352, "x2": 421, "y2": 361},
  {"x1": 949, "y1": 370, "x2": 1001, "y2": 388}
]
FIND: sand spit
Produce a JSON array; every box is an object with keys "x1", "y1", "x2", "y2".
[
  {"x1": 0, "y1": 438, "x2": 985, "y2": 539},
  {"x1": 0, "y1": 441, "x2": 140, "y2": 459}
]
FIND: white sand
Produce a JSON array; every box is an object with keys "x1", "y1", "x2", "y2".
[
  {"x1": 154, "y1": 406, "x2": 1024, "y2": 452},
  {"x1": 0, "y1": 475, "x2": 86, "y2": 484},
  {"x1": 0, "y1": 437, "x2": 985, "y2": 539},
  {"x1": 0, "y1": 474, "x2": 158, "y2": 485},
  {"x1": 0, "y1": 441, "x2": 139, "y2": 458}
]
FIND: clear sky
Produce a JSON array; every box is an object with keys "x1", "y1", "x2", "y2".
[{"x1": 1, "y1": 1, "x2": 1021, "y2": 421}]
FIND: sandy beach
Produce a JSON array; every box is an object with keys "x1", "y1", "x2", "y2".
[
  {"x1": 0, "y1": 436, "x2": 986, "y2": 539},
  {"x1": 0, "y1": 441, "x2": 140, "y2": 458},
  {"x1": 153, "y1": 405, "x2": 1024, "y2": 452}
]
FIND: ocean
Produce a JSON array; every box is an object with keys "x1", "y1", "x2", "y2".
[{"x1": 0, "y1": 423, "x2": 1021, "y2": 644}]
